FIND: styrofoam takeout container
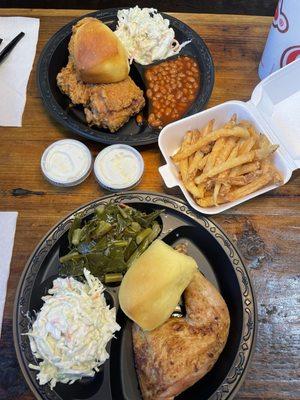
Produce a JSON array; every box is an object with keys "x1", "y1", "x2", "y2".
[{"x1": 159, "y1": 59, "x2": 300, "y2": 214}]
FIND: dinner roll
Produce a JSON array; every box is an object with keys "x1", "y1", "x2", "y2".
[
  {"x1": 119, "y1": 240, "x2": 197, "y2": 331},
  {"x1": 69, "y1": 17, "x2": 129, "y2": 84}
]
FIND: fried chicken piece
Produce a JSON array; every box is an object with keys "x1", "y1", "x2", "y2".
[
  {"x1": 56, "y1": 61, "x2": 145, "y2": 132},
  {"x1": 57, "y1": 61, "x2": 92, "y2": 104},
  {"x1": 132, "y1": 271, "x2": 230, "y2": 400},
  {"x1": 85, "y1": 77, "x2": 145, "y2": 132}
]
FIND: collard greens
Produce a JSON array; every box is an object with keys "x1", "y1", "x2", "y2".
[{"x1": 59, "y1": 203, "x2": 162, "y2": 281}]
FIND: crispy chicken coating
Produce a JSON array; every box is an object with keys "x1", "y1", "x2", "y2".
[{"x1": 57, "y1": 61, "x2": 145, "y2": 132}]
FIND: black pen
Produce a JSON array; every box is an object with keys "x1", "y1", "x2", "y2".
[{"x1": 0, "y1": 32, "x2": 25, "y2": 64}]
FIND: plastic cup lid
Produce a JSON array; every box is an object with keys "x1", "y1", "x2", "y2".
[
  {"x1": 94, "y1": 144, "x2": 144, "y2": 191},
  {"x1": 41, "y1": 139, "x2": 92, "y2": 187}
]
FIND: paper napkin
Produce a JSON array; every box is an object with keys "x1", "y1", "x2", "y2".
[
  {"x1": 0, "y1": 17, "x2": 40, "y2": 127},
  {"x1": 0, "y1": 212, "x2": 18, "y2": 336}
]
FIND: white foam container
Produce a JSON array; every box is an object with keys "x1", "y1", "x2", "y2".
[{"x1": 159, "y1": 59, "x2": 300, "y2": 214}]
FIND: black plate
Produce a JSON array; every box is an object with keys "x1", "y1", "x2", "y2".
[
  {"x1": 37, "y1": 8, "x2": 214, "y2": 146},
  {"x1": 13, "y1": 192, "x2": 256, "y2": 400}
]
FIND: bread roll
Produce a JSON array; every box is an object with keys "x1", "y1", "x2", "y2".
[
  {"x1": 119, "y1": 240, "x2": 197, "y2": 331},
  {"x1": 69, "y1": 17, "x2": 129, "y2": 84}
]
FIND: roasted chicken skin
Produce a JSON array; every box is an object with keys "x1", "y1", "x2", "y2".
[{"x1": 132, "y1": 271, "x2": 230, "y2": 400}]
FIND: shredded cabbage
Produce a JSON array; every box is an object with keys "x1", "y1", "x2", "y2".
[
  {"x1": 115, "y1": 6, "x2": 191, "y2": 65},
  {"x1": 26, "y1": 269, "x2": 120, "y2": 389}
]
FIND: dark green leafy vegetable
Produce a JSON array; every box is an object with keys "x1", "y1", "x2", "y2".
[
  {"x1": 59, "y1": 203, "x2": 162, "y2": 282},
  {"x1": 136, "y1": 228, "x2": 152, "y2": 245},
  {"x1": 71, "y1": 228, "x2": 82, "y2": 246},
  {"x1": 93, "y1": 221, "x2": 112, "y2": 239},
  {"x1": 127, "y1": 221, "x2": 161, "y2": 267},
  {"x1": 104, "y1": 273, "x2": 123, "y2": 284},
  {"x1": 68, "y1": 215, "x2": 81, "y2": 245}
]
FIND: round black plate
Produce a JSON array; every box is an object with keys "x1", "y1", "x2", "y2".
[
  {"x1": 13, "y1": 192, "x2": 256, "y2": 400},
  {"x1": 37, "y1": 8, "x2": 214, "y2": 146}
]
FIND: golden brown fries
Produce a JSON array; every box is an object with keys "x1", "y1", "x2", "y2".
[
  {"x1": 171, "y1": 126, "x2": 249, "y2": 162},
  {"x1": 188, "y1": 150, "x2": 204, "y2": 179},
  {"x1": 172, "y1": 116, "x2": 283, "y2": 208},
  {"x1": 212, "y1": 137, "x2": 237, "y2": 205}
]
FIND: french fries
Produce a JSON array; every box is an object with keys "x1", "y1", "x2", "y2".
[
  {"x1": 171, "y1": 126, "x2": 249, "y2": 162},
  {"x1": 172, "y1": 116, "x2": 283, "y2": 208}
]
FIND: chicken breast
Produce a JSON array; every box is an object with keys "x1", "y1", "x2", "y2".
[
  {"x1": 85, "y1": 77, "x2": 145, "y2": 132},
  {"x1": 132, "y1": 271, "x2": 230, "y2": 400},
  {"x1": 56, "y1": 61, "x2": 145, "y2": 132}
]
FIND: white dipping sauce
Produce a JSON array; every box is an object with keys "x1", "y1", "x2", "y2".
[
  {"x1": 41, "y1": 139, "x2": 92, "y2": 186},
  {"x1": 94, "y1": 145, "x2": 144, "y2": 190}
]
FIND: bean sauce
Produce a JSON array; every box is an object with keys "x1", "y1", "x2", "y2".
[{"x1": 145, "y1": 56, "x2": 200, "y2": 129}]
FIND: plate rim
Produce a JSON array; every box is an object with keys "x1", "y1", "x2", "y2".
[
  {"x1": 36, "y1": 8, "x2": 215, "y2": 146},
  {"x1": 13, "y1": 191, "x2": 257, "y2": 400}
]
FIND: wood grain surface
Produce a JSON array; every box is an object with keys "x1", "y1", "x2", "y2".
[{"x1": 0, "y1": 8, "x2": 299, "y2": 400}]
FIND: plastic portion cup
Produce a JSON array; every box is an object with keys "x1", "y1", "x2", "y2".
[
  {"x1": 41, "y1": 139, "x2": 92, "y2": 187},
  {"x1": 94, "y1": 144, "x2": 144, "y2": 191}
]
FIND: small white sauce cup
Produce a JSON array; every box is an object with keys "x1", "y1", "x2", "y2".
[
  {"x1": 94, "y1": 144, "x2": 144, "y2": 191},
  {"x1": 41, "y1": 139, "x2": 92, "y2": 187}
]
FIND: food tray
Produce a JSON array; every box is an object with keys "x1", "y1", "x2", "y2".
[
  {"x1": 159, "y1": 59, "x2": 300, "y2": 214},
  {"x1": 37, "y1": 8, "x2": 214, "y2": 147},
  {"x1": 13, "y1": 192, "x2": 256, "y2": 400}
]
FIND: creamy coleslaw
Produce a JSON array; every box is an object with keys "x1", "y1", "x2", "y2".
[
  {"x1": 26, "y1": 269, "x2": 120, "y2": 389},
  {"x1": 115, "y1": 6, "x2": 191, "y2": 65}
]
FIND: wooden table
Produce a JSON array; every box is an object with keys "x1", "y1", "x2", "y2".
[{"x1": 0, "y1": 9, "x2": 299, "y2": 400}]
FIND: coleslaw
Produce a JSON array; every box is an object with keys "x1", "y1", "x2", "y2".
[
  {"x1": 26, "y1": 269, "x2": 120, "y2": 389},
  {"x1": 115, "y1": 6, "x2": 191, "y2": 65}
]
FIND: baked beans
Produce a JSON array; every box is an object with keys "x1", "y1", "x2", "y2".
[{"x1": 144, "y1": 56, "x2": 200, "y2": 129}]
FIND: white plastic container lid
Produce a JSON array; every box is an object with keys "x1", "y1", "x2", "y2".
[
  {"x1": 41, "y1": 139, "x2": 92, "y2": 187},
  {"x1": 249, "y1": 58, "x2": 300, "y2": 170},
  {"x1": 158, "y1": 59, "x2": 300, "y2": 214},
  {"x1": 94, "y1": 144, "x2": 144, "y2": 191}
]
